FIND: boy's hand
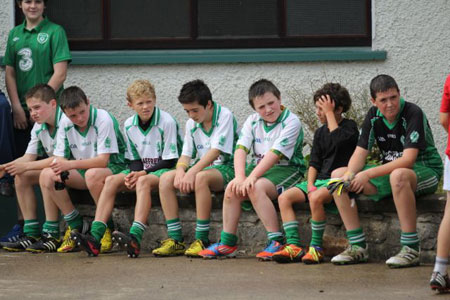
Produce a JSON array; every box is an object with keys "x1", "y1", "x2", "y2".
[
  {"x1": 228, "y1": 177, "x2": 245, "y2": 196},
  {"x1": 179, "y1": 168, "x2": 197, "y2": 194},
  {"x1": 4, "y1": 161, "x2": 28, "y2": 176},
  {"x1": 124, "y1": 171, "x2": 144, "y2": 190},
  {"x1": 350, "y1": 171, "x2": 370, "y2": 194},
  {"x1": 50, "y1": 157, "x2": 70, "y2": 175},
  {"x1": 11, "y1": 103, "x2": 28, "y2": 130},
  {"x1": 317, "y1": 95, "x2": 335, "y2": 114},
  {"x1": 173, "y1": 169, "x2": 186, "y2": 190},
  {"x1": 241, "y1": 175, "x2": 257, "y2": 196},
  {"x1": 0, "y1": 165, "x2": 5, "y2": 178}
]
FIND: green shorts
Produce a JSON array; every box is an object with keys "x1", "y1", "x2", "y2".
[
  {"x1": 364, "y1": 163, "x2": 440, "y2": 202},
  {"x1": 295, "y1": 179, "x2": 338, "y2": 214},
  {"x1": 246, "y1": 164, "x2": 304, "y2": 194},
  {"x1": 205, "y1": 164, "x2": 235, "y2": 185},
  {"x1": 76, "y1": 163, "x2": 125, "y2": 178},
  {"x1": 120, "y1": 168, "x2": 172, "y2": 178}
]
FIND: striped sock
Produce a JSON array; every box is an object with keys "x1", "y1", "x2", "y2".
[
  {"x1": 310, "y1": 219, "x2": 326, "y2": 247},
  {"x1": 90, "y1": 221, "x2": 107, "y2": 243},
  {"x1": 220, "y1": 231, "x2": 238, "y2": 247},
  {"x1": 267, "y1": 231, "x2": 284, "y2": 243},
  {"x1": 283, "y1": 221, "x2": 301, "y2": 246},
  {"x1": 64, "y1": 209, "x2": 83, "y2": 231},
  {"x1": 347, "y1": 228, "x2": 366, "y2": 248},
  {"x1": 166, "y1": 218, "x2": 183, "y2": 242},
  {"x1": 130, "y1": 221, "x2": 147, "y2": 245},
  {"x1": 400, "y1": 232, "x2": 420, "y2": 251},
  {"x1": 195, "y1": 219, "x2": 210, "y2": 244},
  {"x1": 433, "y1": 256, "x2": 449, "y2": 275},
  {"x1": 23, "y1": 219, "x2": 40, "y2": 238},
  {"x1": 42, "y1": 221, "x2": 60, "y2": 238}
]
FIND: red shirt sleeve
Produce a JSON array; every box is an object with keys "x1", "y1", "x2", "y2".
[{"x1": 440, "y1": 74, "x2": 450, "y2": 112}]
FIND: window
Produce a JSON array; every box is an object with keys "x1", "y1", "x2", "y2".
[{"x1": 16, "y1": 0, "x2": 371, "y2": 50}]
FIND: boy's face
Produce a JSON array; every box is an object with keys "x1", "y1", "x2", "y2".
[
  {"x1": 64, "y1": 101, "x2": 90, "y2": 129},
  {"x1": 315, "y1": 101, "x2": 328, "y2": 124},
  {"x1": 252, "y1": 92, "x2": 282, "y2": 123},
  {"x1": 182, "y1": 100, "x2": 212, "y2": 124},
  {"x1": 26, "y1": 97, "x2": 56, "y2": 124},
  {"x1": 19, "y1": 0, "x2": 45, "y2": 23},
  {"x1": 371, "y1": 88, "x2": 401, "y2": 122},
  {"x1": 128, "y1": 96, "x2": 156, "y2": 123}
]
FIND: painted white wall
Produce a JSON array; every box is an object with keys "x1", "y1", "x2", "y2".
[{"x1": 1, "y1": 0, "x2": 450, "y2": 154}]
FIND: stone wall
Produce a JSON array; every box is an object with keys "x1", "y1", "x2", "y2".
[{"x1": 71, "y1": 190, "x2": 445, "y2": 263}]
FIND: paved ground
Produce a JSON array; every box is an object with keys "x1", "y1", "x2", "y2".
[{"x1": 0, "y1": 250, "x2": 445, "y2": 300}]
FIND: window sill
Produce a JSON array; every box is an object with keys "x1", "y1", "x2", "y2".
[{"x1": 1, "y1": 47, "x2": 386, "y2": 66}]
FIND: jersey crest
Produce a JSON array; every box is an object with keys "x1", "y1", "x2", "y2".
[{"x1": 37, "y1": 33, "x2": 49, "y2": 44}]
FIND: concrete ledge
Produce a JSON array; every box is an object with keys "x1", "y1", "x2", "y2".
[{"x1": 69, "y1": 189, "x2": 445, "y2": 263}]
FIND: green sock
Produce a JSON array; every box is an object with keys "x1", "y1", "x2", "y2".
[
  {"x1": 220, "y1": 231, "x2": 238, "y2": 247},
  {"x1": 90, "y1": 221, "x2": 107, "y2": 243},
  {"x1": 42, "y1": 221, "x2": 60, "y2": 238},
  {"x1": 64, "y1": 209, "x2": 83, "y2": 231},
  {"x1": 130, "y1": 221, "x2": 147, "y2": 245},
  {"x1": 267, "y1": 231, "x2": 284, "y2": 243},
  {"x1": 347, "y1": 228, "x2": 366, "y2": 248},
  {"x1": 400, "y1": 232, "x2": 420, "y2": 251},
  {"x1": 107, "y1": 218, "x2": 114, "y2": 230},
  {"x1": 195, "y1": 219, "x2": 210, "y2": 244},
  {"x1": 283, "y1": 221, "x2": 301, "y2": 246},
  {"x1": 23, "y1": 219, "x2": 40, "y2": 238},
  {"x1": 310, "y1": 219, "x2": 326, "y2": 247},
  {"x1": 166, "y1": 218, "x2": 183, "y2": 242}
]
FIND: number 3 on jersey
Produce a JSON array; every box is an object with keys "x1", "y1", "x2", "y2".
[{"x1": 18, "y1": 48, "x2": 33, "y2": 71}]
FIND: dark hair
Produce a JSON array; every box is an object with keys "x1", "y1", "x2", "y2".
[
  {"x1": 25, "y1": 83, "x2": 56, "y2": 104},
  {"x1": 369, "y1": 74, "x2": 399, "y2": 99},
  {"x1": 59, "y1": 86, "x2": 88, "y2": 110},
  {"x1": 178, "y1": 80, "x2": 213, "y2": 107},
  {"x1": 17, "y1": 0, "x2": 48, "y2": 5},
  {"x1": 313, "y1": 82, "x2": 352, "y2": 113},
  {"x1": 248, "y1": 79, "x2": 280, "y2": 109}
]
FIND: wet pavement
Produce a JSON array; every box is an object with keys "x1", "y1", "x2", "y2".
[{"x1": 0, "y1": 250, "x2": 444, "y2": 299}]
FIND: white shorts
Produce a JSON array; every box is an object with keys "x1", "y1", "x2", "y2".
[{"x1": 443, "y1": 156, "x2": 450, "y2": 191}]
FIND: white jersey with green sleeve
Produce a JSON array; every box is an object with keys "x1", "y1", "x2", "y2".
[
  {"x1": 25, "y1": 105, "x2": 63, "y2": 157},
  {"x1": 181, "y1": 102, "x2": 237, "y2": 166},
  {"x1": 54, "y1": 105, "x2": 126, "y2": 166},
  {"x1": 124, "y1": 107, "x2": 182, "y2": 169},
  {"x1": 237, "y1": 107, "x2": 305, "y2": 168}
]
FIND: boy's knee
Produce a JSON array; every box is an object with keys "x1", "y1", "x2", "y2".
[
  {"x1": 390, "y1": 168, "x2": 414, "y2": 190},
  {"x1": 39, "y1": 168, "x2": 55, "y2": 187},
  {"x1": 136, "y1": 175, "x2": 151, "y2": 189},
  {"x1": 195, "y1": 171, "x2": 209, "y2": 188},
  {"x1": 278, "y1": 193, "x2": 292, "y2": 210},
  {"x1": 159, "y1": 173, "x2": 174, "y2": 191},
  {"x1": 331, "y1": 167, "x2": 347, "y2": 178},
  {"x1": 309, "y1": 193, "x2": 325, "y2": 209}
]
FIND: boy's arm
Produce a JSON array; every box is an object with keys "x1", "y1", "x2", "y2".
[
  {"x1": 307, "y1": 166, "x2": 318, "y2": 192},
  {"x1": 440, "y1": 112, "x2": 449, "y2": 133},
  {"x1": 4, "y1": 155, "x2": 53, "y2": 176},
  {"x1": 5, "y1": 66, "x2": 27, "y2": 130},
  {"x1": 242, "y1": 150, "x2": 280, "y2": 194},
  {"x1": 350, "y1": 148, "x2": 418, "y2": 193},
  {"x1": 47, "y1": 61, "x2": 68, "y2": 92}
]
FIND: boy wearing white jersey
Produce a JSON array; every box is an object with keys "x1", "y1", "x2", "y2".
[
  {"x1": 39, "y1": 86, "x2": 126, "y2": 253},
  {"x1": 153, "y1": 79, "x2": 238, "y2": 257},
  {"x1": 1, "y1": 84, "x2": 63, "y2": 252},
  {"x1": 200, "y1": 79, "x2": 306, "y2": 260},
  {"x1": 72, "y1": 80, "x2": 182, "y2": 257}
]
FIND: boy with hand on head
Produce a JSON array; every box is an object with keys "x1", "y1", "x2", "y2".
[
  {"x1": 71, "y1": 80, "x2": 182, "y2": 258},
  {"x1": 152, "y1": 79, "x2": 238, "y2": 257},
  {"x1": 38, "y1": 86, "x2": 127, "y2": 254},
  {"x1": 199, "y1": 79, "x2": 306, "y2": 261},
  {"x1": 330, "y1": 74, "x2": 442, "y2": 267},
  {"x1": 430, "y1": 74, "x2": 450, "y2": 292},
  {"x1": 272, "y1": 83, "x2": 359, "y2": 264},
  {"x1": 0, "y1": 84, "x2": 64, "y2": 252}
]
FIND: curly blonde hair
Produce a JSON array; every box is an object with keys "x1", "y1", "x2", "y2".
[{"x1": 126, "y1": 80, "x2": 156, "y2": 102}]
